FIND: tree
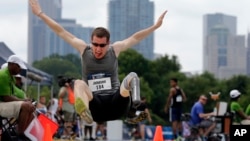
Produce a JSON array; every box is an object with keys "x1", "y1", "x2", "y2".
[
  {"x1": 33, "y1": 54, "x2": 82, "y2": 92},
  {"x1": 118, "y1": 50, "x2": 183, "y2": 124},
  {"x1": 118, "y1": 49, "x2": 150, "y2": 76}
]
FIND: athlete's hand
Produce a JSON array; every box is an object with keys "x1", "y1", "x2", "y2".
[
  {"x1": 154, "y1": 10, "x2": 167, "y2": 29},
  {"x1": 29, "y1": 0, "x2": 43, "y2": 16}
]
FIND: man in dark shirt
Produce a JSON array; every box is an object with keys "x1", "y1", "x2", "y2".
[{"x1": 164, "y1": 78, "x2": 186, "y2": 139}]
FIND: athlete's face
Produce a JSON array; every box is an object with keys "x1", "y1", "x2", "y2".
[
  {"x1": 91, "y1": 36, "x2": 109, "y2": 59},
  {"x1": 170, "y1": 80, "x2": 176, "y2": 87}
]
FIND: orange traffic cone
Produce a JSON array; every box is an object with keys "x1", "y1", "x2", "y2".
[
  {"x1": 43, "y1": 124, "x2": 52, "y2": 141},
  {"x1": 153, "y1": 125, "x2": 164, "y2": 141}
]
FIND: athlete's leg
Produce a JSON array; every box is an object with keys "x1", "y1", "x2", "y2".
[
  {"x1": 73, "y1": 79, "x2": 93, "y2": 124},
  {"x1": 177, "y1": 109, "x2": 183, "y2": 137},
  {"x1": 120, "y1": 72, "x2": 141, "y2": 107},
  {"x1": 170, "y1": 108, "x2": 178, "y2": 139},
  {"x1": 120, "y1": 72, "x2": 147, "y2": 124}
]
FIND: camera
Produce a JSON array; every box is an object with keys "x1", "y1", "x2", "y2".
[{"x1": 57, "y1": 75, "x2": 74, "y2": 87}]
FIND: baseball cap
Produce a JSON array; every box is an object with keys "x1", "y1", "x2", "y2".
[
  {"x1": 7, "y1": 55, "x2": 27, "y2": 70},
  {"x1": 229, "y1": 89, "x2": 241, "y2": 98},
  {"x1": 1, "y1": 63, "x2": 7, "y2": 69}
]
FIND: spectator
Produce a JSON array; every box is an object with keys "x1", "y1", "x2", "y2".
[
  {"x1": 58, "y1": 76, "x2": 76, "y2": 139},
  {"x1": 189, "y1": 95, "x2": 216, "y2": 140},
  {"x1": 13, "y1": 74, "x2": 26, "y2": 99},
  {"x1": 137, "y1": 97, "x2": 152, "y2": 140},
  {"x1": 0, "y1": 55, "x2": 35, "y2": 139},
  {"x1": 229, "y1": 89, "x2": 250, "y2": 125},
  {"x1": 1, "y1": 63, "x2": 26, "y2": 99},
  {"x1": 47, "y1": 97, "x2": 59, "y2": 123},
  {"x1": 83, "y1": 120, "x2": 96, "y2": 140},
  {"x1": 95, "y1": 122, "x2": 106, "y2": 140},
  {"x1": 14, "y1": 74, "x2": 24, "y2": 90},
  {"x1": 36, "y1": 95, "x2": 48, "y2": 114}
]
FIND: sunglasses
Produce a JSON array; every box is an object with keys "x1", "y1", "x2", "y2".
[
  {"x1": 92, "y1": 42, "x2": 107, "y2": 48},
  {"x1": 202, "y1": 98, "x2": 207, "y2": 101}
]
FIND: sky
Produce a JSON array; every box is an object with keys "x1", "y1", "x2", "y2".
[{"x1": 0, "y1": 0, "x2": 249, "y2": 73}]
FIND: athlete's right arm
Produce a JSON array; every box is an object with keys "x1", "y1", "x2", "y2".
[
  {"x1": 29, "y1": 0, "x2": 87, "y2": 54},
  {"x1": 164, "y1": 88, "x2": 174, "y2": 113}
]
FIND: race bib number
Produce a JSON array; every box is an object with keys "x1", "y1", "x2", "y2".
[
  {"x1": 176, "y1": 95, "x2": 182, "y2": 102},
  {"x1": 88, "y1": 77, "x2": 111, "y2": 92}
]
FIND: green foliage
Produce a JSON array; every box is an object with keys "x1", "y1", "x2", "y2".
[
  {"x1": 31, "y1": 50, "x2": 250, "y2": 124},
  {"x1": 118, "y1": 49, "x2": 150, "y2": 76},
  {"x1": 26, "y1": 85, "x2": 51, "y2": 103},
  {"x1": 32, "y1": 54, "x2": 81, "y2": 92},
  {"x1": 33, "y1": 55, "x2": 81, "y2": 78}
]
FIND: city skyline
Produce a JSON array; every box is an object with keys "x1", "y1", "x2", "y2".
[
  {"x1": 0, "y1": 0, "x2": 250, "y2": 73},
  {"x1": 108, "y1": 0, "x2": 155, "y2": 60},
  {"x1": 27, "y1": 0, "x2": 95, "y2": 64},
  {"x1": 203, "y1": 13, "x2": 247, "y2": 79}
]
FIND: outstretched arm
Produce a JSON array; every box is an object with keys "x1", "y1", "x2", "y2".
[
  {"x1": 113, "y1": 10, "x2": 167, "y2": 56},
  {"x1": 181, "y1": 89, "x2": 187, "y2": 102},
  {"x1": 29, "y1": 0, "x2": 87, "y2": 54}
]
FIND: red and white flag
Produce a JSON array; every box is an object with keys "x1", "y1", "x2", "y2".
[{"x1": 24, "y1": 117, "x2": 44, "y2": 141}]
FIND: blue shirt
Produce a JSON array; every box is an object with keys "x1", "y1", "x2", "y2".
[{"x1": 190, "y1": 101, "x2": 204, "y2": 125}]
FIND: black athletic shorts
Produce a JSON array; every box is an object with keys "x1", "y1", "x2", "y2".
[{"x1": 89, "y1": 89, "x2": 130, "y2": 122}]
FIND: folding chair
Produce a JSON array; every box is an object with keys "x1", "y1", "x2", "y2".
[{"x1": 0, "y1": 116, "x2": 18, "y2": 141}]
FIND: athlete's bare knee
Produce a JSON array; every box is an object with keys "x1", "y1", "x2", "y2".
[
  {"x1": 74, "y1": 79, "x2": 83, "y2": 88},
  {"x1": 74, "y1": 79, "x2": 93, "y2": 100},
  {"x1": 21, "y1": 101, "x2": 35, "y2": 113}
]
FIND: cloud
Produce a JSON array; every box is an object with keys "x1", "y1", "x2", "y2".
[
  {"x1": 62, "y1": 0, "x2": 108, "y2": 28},
  {"x1": 1, "y1": 0, "x2": 250, "y2": 72},
  {"x1": 0, "y1": 14, "x2": 27, "y2": 61}
]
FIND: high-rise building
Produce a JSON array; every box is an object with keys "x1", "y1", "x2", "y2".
[
  {"x1": 203, "y1": 13, "x2": 246, "y2": 79},
  {"x1": 246, "y1": 33, "x2": 250, "y2": 76},
  {"x1": 108, "y1": 0, "x2": 154, "y2": 60},
  {"x1": 28, "y1": 0, "x2": 94, "y2": 64}
]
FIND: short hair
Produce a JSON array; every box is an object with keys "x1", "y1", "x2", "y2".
[
  {"x1": 91, "y1": 27, "x2": 110, "y2": 42},
  {"x1": 199, "y1": 95, "x2": 207, "y2": 100},
  {"x1": 40, "y1": 95, "x2": 46, "y2": 98},
  {"x1": 170, "y1": 78, "x2": 178, "y2": 83}
]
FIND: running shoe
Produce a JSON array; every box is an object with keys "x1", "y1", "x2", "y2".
[{"x1": 74, "y1": 97, "x2": 93, "y2": 124}]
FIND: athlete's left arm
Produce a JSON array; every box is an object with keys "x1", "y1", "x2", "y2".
[
  {"x1": 112, "y1": 10, "x2": 167, "y2": 57},
  {"x1": 181, "y1": 89, "x2": 187, "y2": 102}
]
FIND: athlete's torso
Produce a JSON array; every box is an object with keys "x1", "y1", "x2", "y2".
[
  {"x1": 81, "y1": 46, "x2": 120, "y2": 95},
  {"x1": 171, "y1": 87, "x2": 183, "y2": 108}
]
